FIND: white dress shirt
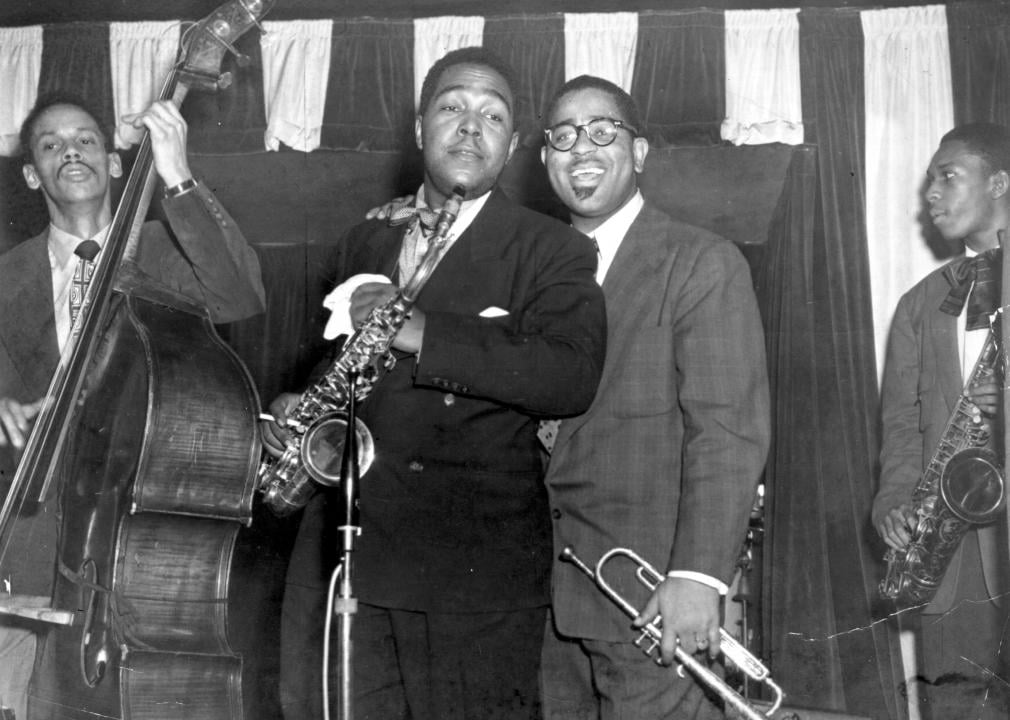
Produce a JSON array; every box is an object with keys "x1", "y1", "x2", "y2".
[
  {"x1": 48, "y1": 224, "x2": 108, "y2": 353},
  {"x1": 586, "y1": 189, "x2": 644, "y2": 283}
]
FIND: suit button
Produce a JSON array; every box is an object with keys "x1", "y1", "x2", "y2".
[
  {"x1": 408, "y1": 461, "x2": 424, "y2": 473},
  {"x1": 444, "y1": 393, "x2": 455, "y2": 406},
  {"x1": 551, "y1": 509, "x2": 562, "y2": 519}
]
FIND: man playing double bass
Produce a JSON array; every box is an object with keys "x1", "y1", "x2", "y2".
[{"x1": 0, "y1": 91, "x2": 264, "y2": 720}]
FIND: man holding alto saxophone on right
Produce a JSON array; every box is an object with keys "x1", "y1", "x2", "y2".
[
  {"x1": 874, "y1": 123, "x2": 1010, "y2": 718},
  {"x1": 538, "y1": 75, "x2": 771, "y2": 719}
]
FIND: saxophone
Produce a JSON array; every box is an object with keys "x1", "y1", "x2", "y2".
[
  {"x1": 258, "y1": 185, "x2": 466, "y2": 516},
  {"x1": 880, "y1": 327, "x2": 1007, "y2": 604}
]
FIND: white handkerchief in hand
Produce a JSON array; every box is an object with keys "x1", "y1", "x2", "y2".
[
  {"x1": 479, "y1": 306, "x2": 509, "y2": 318},
  {"x1": 322, "y1": 273, "x2": 392, "y2": 340}
]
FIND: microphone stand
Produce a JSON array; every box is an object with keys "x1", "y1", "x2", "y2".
[{"x1": 333, "y1": 370, "x2": 362, "y2": 720}]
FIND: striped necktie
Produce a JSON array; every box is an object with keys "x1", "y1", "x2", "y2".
[{"x1": 69, "y1": 239, "x2": 101, "y2": 334}]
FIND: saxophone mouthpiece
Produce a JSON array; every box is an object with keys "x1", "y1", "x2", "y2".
[{"x1": 434, "y1": 185, "x2": 466, "y2": 237}]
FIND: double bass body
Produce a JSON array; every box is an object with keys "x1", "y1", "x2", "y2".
[{"x1": 29, "y1": 287, "x2": 261, "y2": 720}]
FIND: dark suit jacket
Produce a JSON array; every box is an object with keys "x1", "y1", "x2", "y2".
[
  {"x1": 0, "y1": 182, "x2": 265, "y2": 597},
  {"x1": 545, "y1": 202, "x2": 770, "y2": 641},
  {"x1": 298, "y1": 187, "x2": 606, "y2": 612},
  {"x1": 873, "y1": 258, "x2": 1006, "y2": 613}
]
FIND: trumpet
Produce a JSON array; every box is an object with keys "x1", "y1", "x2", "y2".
[{"x1": 561, "y1": 546, "x2": 784, "y2": 720}]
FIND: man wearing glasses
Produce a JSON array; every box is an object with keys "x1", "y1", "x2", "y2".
[{"x1": 538, "y1": 75, "x2": 770, "y2": 719}]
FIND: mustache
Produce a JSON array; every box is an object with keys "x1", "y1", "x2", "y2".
[{"x1": 58, "y1": 160, "x2": 95, "y2": 175}]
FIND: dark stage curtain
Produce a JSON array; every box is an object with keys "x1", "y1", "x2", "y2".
[
  {"x1": 38, "y1": 23, "x2": 114, "y2": 135},
  {"x1": 631, "y1": 9, "x2": 724, "y2": 148},
  {"x1": 322, "y1": 18, "x2": 415, "y2": 152},
  {"x1": 947, "y1": 1, "x2": 1010, "y2": 127},
  {"x1": 483, "y1": 14, "x2": 566, "y2": 148},
  {"x1": 183, "y1": 26, "x2": 268, "y2": 154},
  {"x1": 750, "y1": 8, "x2": 902, "y2": 719}
]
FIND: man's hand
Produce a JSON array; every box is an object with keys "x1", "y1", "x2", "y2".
[
  {"x1": 260, "y1": 393, "x2": 301, "y2": 458},
  {"x1": 633, "y1": 577, "x2": 721, "y2": 664},
  {"x1": 365, "y1": 195, "x2": 416, "y2": 221},
  {"x1": 967, "y1": 377, "x2": 1001, "y2": 417},
  {"x1": 350, "y1": 282, "x2": 425, "y2": 354},
  {"x1": 0, "y1": 397, "x2": 43, "y2": 450},
  {"x1": 121, "y1": 100, "x2": 192, "y2": 188},
  {"x1": 876, "y1": 502, "x2": 917, "y2": 550}
]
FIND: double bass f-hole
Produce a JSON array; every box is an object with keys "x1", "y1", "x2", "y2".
[{"x1": 75, "y1": 558, "x2": 109, "y2": 688}]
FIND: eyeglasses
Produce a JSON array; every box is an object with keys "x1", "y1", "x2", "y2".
[{"x1": 544, "y1": 118, "x2": 638, "y2": 152}]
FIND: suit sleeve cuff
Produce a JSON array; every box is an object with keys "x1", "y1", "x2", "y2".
[{"x1": 665, "y1": 570, "x2": 729, "y2": 596}]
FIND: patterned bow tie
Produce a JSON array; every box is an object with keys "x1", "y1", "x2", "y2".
[
  {"x1": 387, "y1": 204, "x2": 439, "y2": 234},
  {"x1": 940, "y1": 248, "x2": 1002, "y2": 331}
]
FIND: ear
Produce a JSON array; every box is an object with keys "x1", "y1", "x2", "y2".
[
  {"x1": 632, "y1": 137, "x2": 650, "y2": 174},
  {"x1": 108, "y1": 152, "x2": 123, "y2": 179},
  {"x1": 22, "y1": 163, "x2": 41, "y2": 190},
  {"x1": 992, "y1": 169, "x2": 1009, "y2": 200},
  {"x1": 540, "y1": 144, "x2": 547, "y2": 167},
  {"x1": 505, "y1": 131, "x2": 519, "y2": 165},
  {"x1": 414, "y1": 115, "x2": 423, "y2": 151}
]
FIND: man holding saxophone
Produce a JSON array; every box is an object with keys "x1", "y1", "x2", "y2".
[
  {"x1": 874, "y1": 123, "x2": 1010, "y2": 719},
  {"x1": 261, "y1": 48, "x2": 606, "y2": 720},
  {"x1": 537, "y1": 75, "x2": 770, "y2": 719}
]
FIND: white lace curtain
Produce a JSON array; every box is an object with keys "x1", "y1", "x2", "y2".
[
  {"x1": 722, "y1": 9, "x2": 804, "y2": 146},
  {"x1": 862, "y1": 4, "x2": 953, "y2": 384},
  {"x1": 110, "y1": 21, "x2": 180, "y2": 149},
  {"x1": 0, "y1": 26, "x2": 42, "y2": 156},
  {"x1": 261, "y1": 20, "x2": 333, "y2": 152}
]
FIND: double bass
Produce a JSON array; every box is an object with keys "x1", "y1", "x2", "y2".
[{"x1": 0, "y1": 1, "x2": 274, "y2": 718}]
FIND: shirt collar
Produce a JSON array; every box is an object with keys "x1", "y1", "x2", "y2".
[
  {"x1": 588, "y1": 189, "x2": 644, "y2": 282},
  {"x1": 47, "y1": 223, "x2": 109, "y2": 268},
  {"x1": 416, "y1": 184, "x2": 492, "y2": 240}
]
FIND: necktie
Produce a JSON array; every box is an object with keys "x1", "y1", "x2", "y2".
[
  {"x1": 69, "y1": 239, "x2": 101, "y2": 333},
  {"x1": 538, "y1": 419, "x2": 561, "y2": 455},
  {"x1": 940, "y1": 249, "x2": 1001, "y2": 331},
  {"x1": 392, "y1": 207, "x2": 440, "y2": 284},
  {"x1": 387, "y1": 204, "x2": 439, "y2": 231}
]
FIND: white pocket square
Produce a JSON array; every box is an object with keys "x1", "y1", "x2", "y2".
[{"x1": 479, "y1": 306, "x2": 509, "y2": 318}]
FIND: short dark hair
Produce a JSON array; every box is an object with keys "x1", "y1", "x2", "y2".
[
  {"x1": 19, "y1": 91, "x2": 112, "y2": 164},
  {"x1": 940, "y1": 122, "x2": 1010, "y2": 175},
  {"x1": 417, "y1": 46, "x2": 518, "y2": 119},
  {"x1": 543, "y1": 75, "x2": 644, "y2": 136}
]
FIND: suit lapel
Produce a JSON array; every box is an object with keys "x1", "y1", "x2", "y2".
[
  {"x1": 558, "y1": 205, "x2": 665, "y2": 443},
  {"x1": 416, "y1": 188, "x2": 512, "y2": 308},
  {"x1": 930, "y1": 273, "x2": 965, "y2": 413}
]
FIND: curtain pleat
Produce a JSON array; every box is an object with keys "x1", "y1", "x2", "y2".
[
  {"x1": 630, "y1": 9, "x2": 724, "y2": 148},
  {"x1": 483, "y1": 14, "x2": 565, "y2": 148},
  {"x1": 0, "y1": 26, "x2": 42, "y2": 156},
  {"x1": 322, "y1": 18, "x2": 414, "y2": 152},
  {"x1": 947, "y1": 1, "x2": 1010, "y2": 127},
  {"x1": 38, "y1": 23, "x2": 114, "y2": 138},
  {"x1": 757, "y1": 9, "x2": 906, "y2": 719}
]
